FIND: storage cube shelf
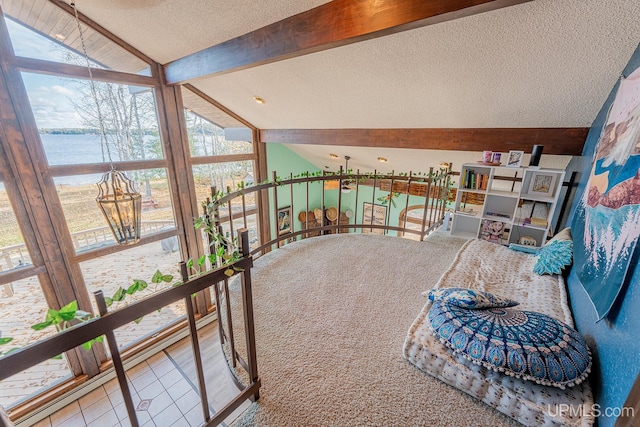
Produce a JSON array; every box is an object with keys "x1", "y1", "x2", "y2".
[{"x1": 450, "y1": 163, "x2": 565, "y2": 247}]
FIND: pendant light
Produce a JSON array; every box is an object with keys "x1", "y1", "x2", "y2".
[
  {"x1": 72, "y1": 3, "x2": 141, "y2": 245},
  {"x1": 341, "y1": 156, "x2": 352, "y2": 193}
]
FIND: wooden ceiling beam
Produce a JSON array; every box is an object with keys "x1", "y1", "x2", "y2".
[
  {"x1": 165, "y1": 0, "x2": 531, "y2": 84},
  {"x1": 258, "y1": 128, "x2": 588, "y2": 155}
]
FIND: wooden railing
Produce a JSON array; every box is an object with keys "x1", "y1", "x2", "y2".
[
  {"x1": 0, "y1": 229, "x2": 260, "y2": 427},
  {"x1": 0, "y1": 220, "x2": 176, "y2": 274}
]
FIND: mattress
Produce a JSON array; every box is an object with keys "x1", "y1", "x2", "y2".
[{"x1": 403, "y1": 239, "x2": 594, "y2": 427}]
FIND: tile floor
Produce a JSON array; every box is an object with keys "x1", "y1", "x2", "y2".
[{"x1": 29, "y1": 349, "x2": 241, "y2": 427}]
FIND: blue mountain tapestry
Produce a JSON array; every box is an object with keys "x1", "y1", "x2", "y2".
[{"x1": 572, "y1": 65, "x2": 640, "y2": 320}]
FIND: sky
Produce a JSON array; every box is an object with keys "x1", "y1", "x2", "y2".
[{"x1": 6, "y1": 19, "x2": 87, "y2": 129}]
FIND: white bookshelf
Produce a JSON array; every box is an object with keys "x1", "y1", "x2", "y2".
[{"x1": 450, "y1": 163, "x2": 565, "y2": 247}]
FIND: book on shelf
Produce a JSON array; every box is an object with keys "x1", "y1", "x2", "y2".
[
  {"x1": 486, "y1": 211, "x2": 510, "y2": 219},
  {"x1": 461, "y1": 169, "x2": 489, "y2": 190},
  {"x1": 523, "y1": 217, "x2": 548, "y2": 227}
]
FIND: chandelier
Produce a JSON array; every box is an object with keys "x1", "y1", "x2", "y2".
[{"x1": 72, "y1": 3, "x2": 141, "y2": 244}]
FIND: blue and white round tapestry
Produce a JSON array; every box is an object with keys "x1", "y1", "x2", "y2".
[{"x1": 428, "y1": 300, "x2": 591, "y2": 389}]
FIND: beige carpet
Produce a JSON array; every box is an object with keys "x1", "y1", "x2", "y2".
[{"x1": 230, "y1": 233, "x2": 519, "y2": 427}]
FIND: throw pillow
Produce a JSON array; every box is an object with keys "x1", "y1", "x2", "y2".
[
  {"x1": 534, "y1": 239, "x2": 573, "y2": 275},
  {"x1": 425, "y1": 287, "x2": 519, "y2": 309},
  {"x1": 428, "y1": 300, "x2": 592, "y2": 389},
  {"x1": 548, "y1": 227, "x2": 572, "y2": 243}
]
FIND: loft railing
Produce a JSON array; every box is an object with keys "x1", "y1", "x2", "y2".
[
  {"x1": 207, "y1": 167, "x2": 454, "y2": 256},
  {"x1": 0, "y1": 229, "x2": 259, "y2": 427}
]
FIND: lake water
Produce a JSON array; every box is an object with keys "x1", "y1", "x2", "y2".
[{"x1": 41, "y1": 133, "x2": 161, "y2": 185}]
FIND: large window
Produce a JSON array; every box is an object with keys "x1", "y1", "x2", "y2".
[
  {"x1": 0, "y1": 184, "x2": 73, "y2": 408},
  {"x1": 3, "y1": 3, "x2": 150, "y2": 75}
]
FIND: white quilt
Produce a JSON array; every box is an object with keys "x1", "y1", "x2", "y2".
[{"x1": 403, "y1": 239, "x2": 594, "y2": 427}]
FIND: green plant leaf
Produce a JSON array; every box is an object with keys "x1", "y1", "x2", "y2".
[
  {"x1": 161, "y1": 274, "x2": 173, "y2": 283},
  {"x1": 224, "y1": 268, "x2": 235, "y2": 277},
  {"x1": 193, "y1": 217, "x2": 205, "y2": 229},
  {"x1": 104, "y1": 297, "x2": 113, "y2": 307},
  {"x1": 4, "y1": 347, "x2": 20, "y2": 356},
  {"x1": 136, "y1": 279, "x2": 148, "y2": 292},
  {"x1": 112, "y1": 287, "x2": 126, "y2": 302},
  {"x1": 126, "y1": 282, "x2": 139, "y2": 295},
  {"x1": 31, "y1": 320, "x2": 53, "y2": 331},
  {"x1": 0, "y1": 337, "x2": 12, "y2": 345},
  {"x1": 197, "y1": 255, "x2": 206, "y2": 267},
  {"x1": 74, "y1": 310, "x2": 92, "y2": 321},
  {"x1": 186, "y1": 258, "x2": 194, "y2": 269},
  {"x1": 134, "y1": 317, "x2": 143, "y2": 324},
  {"x1": 151, "y1": 270, "x2": 164, "y2": 283},
  {"x1": 58, "y1": 300, "x2": 78, "y2": 321},
  {"x1": 81, "y1": 340, "x2": 94, "y2": 351},
  {"x1": 51, "y1": 354, "x2": 63, "y2": 360}
]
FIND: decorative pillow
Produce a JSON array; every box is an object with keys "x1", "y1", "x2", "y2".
[
  {"x1": 548, "y1": 227, "x2": 572, "y2": 243},
  {"x1": 534, "y1": 239, "x2": 574, "y2": 275},
  {"x1": 508, "y1": 243, "x2": 539, "y2": 255},
  {"x1": 428, "y1": 300, "x2": 591, "y2": 389},
  {"x1": 425, "y1": 287, "x2": 519, "y2": 309}
]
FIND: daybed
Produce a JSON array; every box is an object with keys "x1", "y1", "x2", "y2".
[{"x1": 403, "y1": 238, "x2": 594, "y2": 427}]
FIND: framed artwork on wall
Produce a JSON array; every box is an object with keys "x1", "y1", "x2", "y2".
[
  {"x1": 572, "y1": 64, "x2": 640, "y2": 319},
  {"x1": 277, "y1": 206, "x2": 292, "y2": 235},
  {"x1": 506, "y1": 150, "x2": 524, "y2": 168},
  {"x1": 362, "y1": 202, "x2": 387, "y2": 234}
]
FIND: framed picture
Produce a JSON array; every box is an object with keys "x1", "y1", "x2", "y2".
[
  {"x1": 506, "y1": 150, "x2": 524, "y2": 168},
  {"x1": 480, "y1": 219, "x2": 508, "y2": 245},
  {"x1": 362, "y1": 202, "x2": 387, "y2": 234},
  {"x1": 527, "y1": 172, "x2": 557, "y2": 197},
  {"x1": 277, "y1": 206, "x2": 292, "y2": 235}
]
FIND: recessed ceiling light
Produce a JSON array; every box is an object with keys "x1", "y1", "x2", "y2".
[
  {"x1": 253, "y1": 96, "x2": 266, "y2": 104},
  {"x1": 54, "y1": 33, "x2": 66, "y2": 41},
  {"x1": 329, "y1": 153, "x2": 339, "y2": 159},
  {"x1": 377, "y1": 157, "x2": 388, "y2": 163}
]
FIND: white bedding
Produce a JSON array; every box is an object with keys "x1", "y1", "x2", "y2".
[{"x1": 403, "y1": 239, "x2": 594, "y2": 427}]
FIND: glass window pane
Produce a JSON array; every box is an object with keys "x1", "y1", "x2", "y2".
[
  {"x1": 0, "y1": 184, "x2": 31, "y2": 272},
  {"x1": 0, "y1": 184, "x2": 73, "y2": 407},
  {"x1": 192, "y1": 161, "x2": 255, "y2": 203},
  {"x1": 54, "y1": 170, "x2": 176, "y2": 252},
  {"x1": 80, "y1": 245, "x2": 184, "y2": 349},
  {"x1": 21, "y1": 73, "x2": 163, "y2": 165},
  {"x1": 0, "y1": 276, "x2": 74, "y2": 408},
  {"x1": 185, "y1": 111, "x2": 253, "y2": 157},
  {"x1": 3, "y1": 5, "x2": 150, "y2": 75}
]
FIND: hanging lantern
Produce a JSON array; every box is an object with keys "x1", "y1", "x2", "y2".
[{"x1": 96, "y1": 168, "x2": 142, "y2": 245}]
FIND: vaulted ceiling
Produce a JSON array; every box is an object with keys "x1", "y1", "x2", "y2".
[{"x1": 5, "y1": 0, "x2": 640, "y2": 171}]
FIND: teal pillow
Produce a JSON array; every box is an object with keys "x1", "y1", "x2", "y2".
[
  {"x1": 534, "y1": 239, "x2": 573, "y2": 275},
  {"x1": 426, "y1": 287, "x2": 519, "y2": 309}
]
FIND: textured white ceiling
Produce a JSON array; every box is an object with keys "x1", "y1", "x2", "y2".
[
  {"x1": 192, "y1": 0, "x2": 640, "y2": 129},
  {"x1": 64, "y1": 0, "x2": 640, "y2": 172}
]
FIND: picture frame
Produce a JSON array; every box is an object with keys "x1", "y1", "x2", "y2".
[
  {"x1": 527, "y1": 172, "x2": 557, "y2": 197},
  {"x1": 506, "y1": 150, "x2": 524, "y2": 168},
  {"x1": 277, "y1": 206, "x2": 292, "y2": 235},
  {"x1": 362, "y1": 202, "x2": 387, "y2": 234},
  {"x1": 480, "y1": 219, "x2": 508, "y2": 245}
]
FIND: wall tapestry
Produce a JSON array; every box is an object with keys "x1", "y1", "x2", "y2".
[{"x1": 573, "y1": 65, "x2": 640, "y2": 320}]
